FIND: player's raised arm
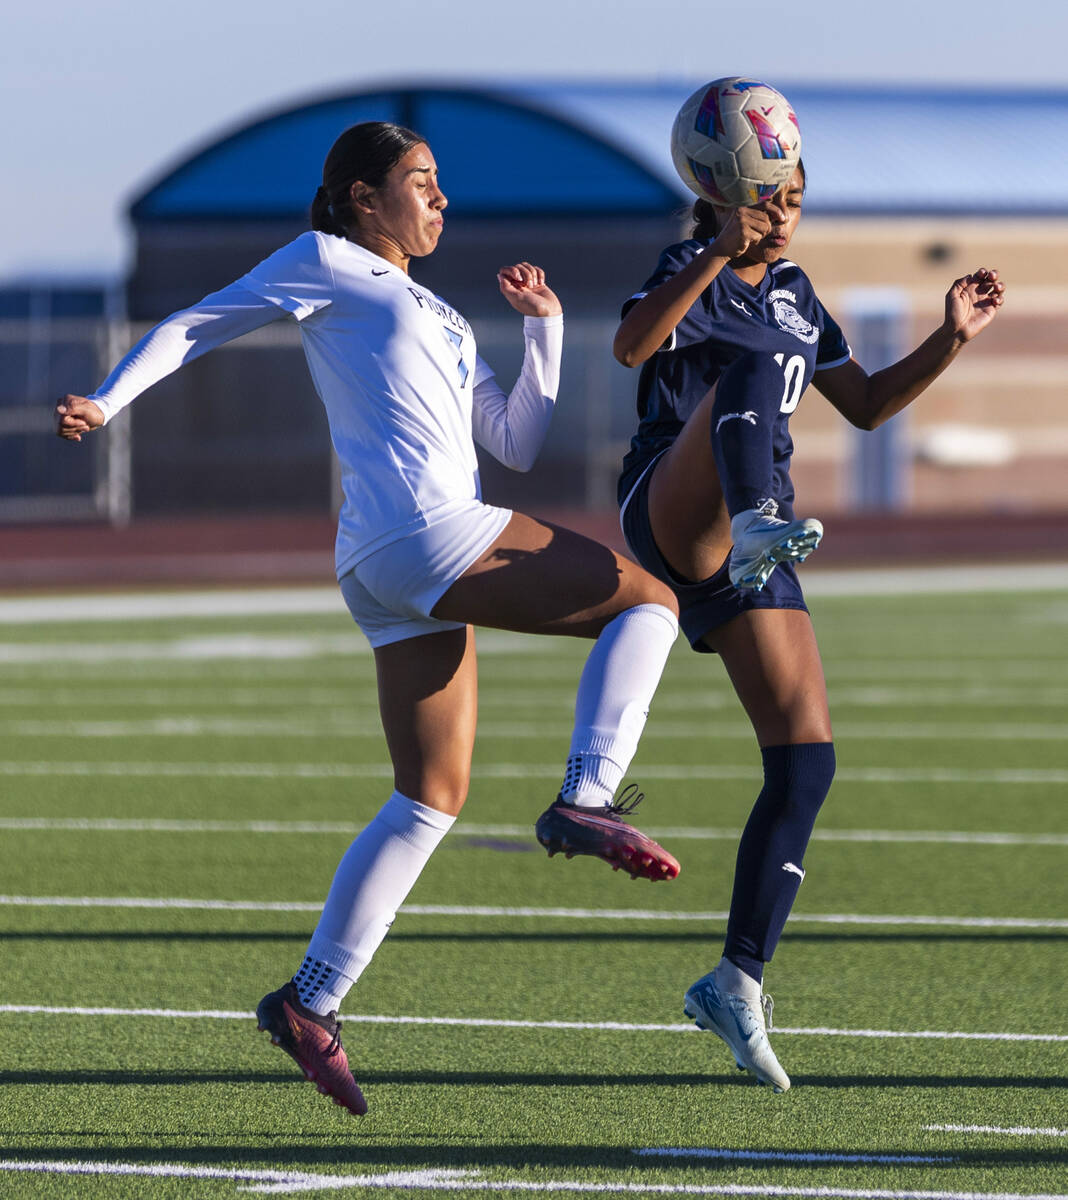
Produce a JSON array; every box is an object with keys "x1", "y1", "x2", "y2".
[
  {"x1": 814, "y1": 267, "x2": 1006, "y2": 430},
  {"x1": 473, "y1": 263, "x2": 563, "y2": 471},
  {"x1": 614, "y1": 203, "x2": 784, "y2": 368}
]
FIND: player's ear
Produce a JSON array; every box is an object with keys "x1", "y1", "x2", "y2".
[{"x1": 349, "y1": 181, "x2": 375, "y2": 214}]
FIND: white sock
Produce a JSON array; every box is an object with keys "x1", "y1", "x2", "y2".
[
  {"x1": 716, "y1": 956, "x2": 762, "y2": 997},
  {"x1": 295, "y1": 791, "x2": 455, "y2": 1015},
  {"x1": 560, "y1": 603, "x2": 678, "y2": 808},
  {"x1": 292, "y1": 954, "x2": 355, "y2": 1016}
]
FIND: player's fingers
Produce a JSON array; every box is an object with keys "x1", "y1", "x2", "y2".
[{"x1": 501, "y1": 264, "x2": 535, "y2": 287}]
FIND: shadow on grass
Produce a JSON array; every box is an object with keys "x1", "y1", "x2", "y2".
[
  {"x1": 0, "y1": 1139, "x2": 1064, "y2": 1174},
  {"x1": 2, "y1": 1068, "x2": 1066, "y2": 1091}
]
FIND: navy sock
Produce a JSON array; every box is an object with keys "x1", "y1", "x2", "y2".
[
  {"x1": 710, "y1": 352, "x2": 783, "y2": 516},
  {"x1": 724, "y1": 742, "x2": 836, "y2": 982}
]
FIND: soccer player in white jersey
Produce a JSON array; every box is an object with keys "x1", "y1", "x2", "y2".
[
  {"x1": 615, "y1": 162, "x2": 1005, "y2": 1092},
  {"x1": 57, "y1": 121, "x2": 684, "y2": 1116}
]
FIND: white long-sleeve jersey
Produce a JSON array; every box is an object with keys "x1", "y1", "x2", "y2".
[{"x1": 90, "y1": 231, "x2": 563, "y2": 576}]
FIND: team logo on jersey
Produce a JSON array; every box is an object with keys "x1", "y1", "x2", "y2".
[{"x1": 772, "y1": 299, "x2": 818, "y2": 344}]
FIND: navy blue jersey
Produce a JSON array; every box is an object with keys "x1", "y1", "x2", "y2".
[{"x1": 618, "y1": 240, "x2": 851, "y2": 512}]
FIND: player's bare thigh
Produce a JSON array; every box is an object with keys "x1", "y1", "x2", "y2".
[
  {"x1": 702, "y1": 607, "x2": 833, "y2": 747},
  {"x1": 431, "y1": 511, "x2": 677, "y2": 639},
  {"x1": 647, "y1": 384, "x2": 732, "y2": 583},
  {"x1": 373, "y1": 625, "x2": 478, "y2": 815}
]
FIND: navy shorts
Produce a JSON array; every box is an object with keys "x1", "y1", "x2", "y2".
[{"x1": 619, "y1": 456, "x2": 808, "y2": 653}]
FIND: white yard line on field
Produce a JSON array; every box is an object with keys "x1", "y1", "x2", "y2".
[
  {"x1": 635, "y1": 1149, "x2": 954, "y2": 1165},
  {"x1": 1, "y1": 816, "x2": 1064, "y2": 848},
  {"x1": 0, "y1": 1004, "x2": 1065, "y2": 1044},
  {"x1": 1, "y1": 761, "x2": 1066, "y2": 785},
  {"x1": 2, "y1": 716, "x2": 1066, "y2": 741},
  {"x1": 0, "y1": 1161, "x2": 476, "y2": 1195},
  {"x1": 0, "y1": 636, "x2": 365, "y2": 663},
  {"x1": 924, "y1": 1124, "x2": 1068, "y2": 1138},
  {"x1": 1, "y1": 1159, "x2": 1064, "y2": 1199},
  {"x1": 0, "y1": 686, "x2": 362, "y2": 707},
  {"x1": 0, "y1": 630, "x2": 539, "y2": 663},
  {"x1": 1, "y1": 895, "x2": 1065, "y2": 930},
  {"x1": 1, "y1": 563, "x2": 1066, "y2": 625},
  {"x1": 4, "y1": 644, "x2": 1068, "y2": 704},
  {"x1": 0, "y1": 588, "x2": 349, "y2": 623}
]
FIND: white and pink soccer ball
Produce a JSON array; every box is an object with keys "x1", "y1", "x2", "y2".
[{"x1": 670, "y1": 78, "x2": 802, "y2": 208}]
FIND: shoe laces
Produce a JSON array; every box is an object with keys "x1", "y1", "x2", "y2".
[
  {"x1": 324, "y1": 1019, "x2": 343, "y2": 1058},
  {"x1": 610, "y1": 783, "x2": 644, "y2": 816}
]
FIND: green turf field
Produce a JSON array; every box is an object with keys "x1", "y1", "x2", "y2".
[{"x1": 0, "y1": 578, "x2": 1065, "y2": 1198}]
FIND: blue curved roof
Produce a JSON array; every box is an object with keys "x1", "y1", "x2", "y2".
[
  {"x1": 130, "y1": 81, "x2": 1068, "y2": 222},
  {"x1": 130, "y1": 85, "x2": 679, "y2": 221}
]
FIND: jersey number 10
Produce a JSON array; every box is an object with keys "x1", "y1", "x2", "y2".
[{"x1": 774, "y1": 353, "x2": 806, "y2": 415}]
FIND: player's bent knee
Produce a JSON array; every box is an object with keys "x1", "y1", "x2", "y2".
[
  {"x1": 626, "y1": 567, "x2": 678, "y2": 615},
  {"x1": 788, "y1": 742, "x2": 836, "y2": 821},
  {"x1": 415, "y1": 790, "x2": 468, "y2": 818},
  {"x1": 393, "y1": 774, "x2": 469, "y2": 817}
]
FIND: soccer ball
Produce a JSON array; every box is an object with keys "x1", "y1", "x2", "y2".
[{"x1": 670, "y1": 78, "x2": 801, "y2": 208}]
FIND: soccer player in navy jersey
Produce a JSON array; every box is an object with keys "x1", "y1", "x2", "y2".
[{"x1": 614, "y1": 162, "x2": 1005, "y2": 1091}]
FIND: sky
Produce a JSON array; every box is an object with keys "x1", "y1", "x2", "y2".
[{"x1": 5, "y1": 0, "x2": 1068, "y2": 281}]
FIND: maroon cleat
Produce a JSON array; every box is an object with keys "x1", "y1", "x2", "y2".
[
  {"x1": 534, "y1": 785, "x2": 680, "y2": 881},
  {"x1": 255, "y1": 981, "x2": 367, "y2": 1116}
]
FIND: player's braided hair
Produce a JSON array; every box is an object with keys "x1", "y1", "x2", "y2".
[
  {"x1": 690, "y1": 158, "x2": 807, "y2": 242},
  {"x1": 311, "y1": 121, "x2": 426, "y2": 237}
]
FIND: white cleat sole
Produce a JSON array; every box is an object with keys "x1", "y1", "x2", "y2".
[{"x1": 730, "y1": 519, "x2": 824, "y2": 592}]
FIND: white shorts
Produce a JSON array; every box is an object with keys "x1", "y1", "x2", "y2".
[{"x1": 339, "y1": 501, "x2": 513, "y2": 648}]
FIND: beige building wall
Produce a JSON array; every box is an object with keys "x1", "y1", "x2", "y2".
[{"x1": 787, "y1": 217, "x2": 1068, "y2": 514}]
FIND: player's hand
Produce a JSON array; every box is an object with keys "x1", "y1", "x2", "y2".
[
  {"x1": 945, "y1": 268, "x2": 1005, "y2": 343},
  {"x1": 709, "y1": 202, "x2": 781, "y2": 260},
  {"x1": 55, "y1": 395, "x2": 105, "y2": 441},
  {"x1": 497, "y1": 262, "x2": 562, "y2": 318}
]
